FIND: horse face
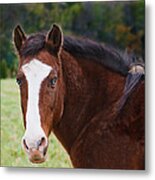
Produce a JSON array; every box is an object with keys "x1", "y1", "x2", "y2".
[{"x1": 14, "y1": 24, "x2": 64, "y2": 163}]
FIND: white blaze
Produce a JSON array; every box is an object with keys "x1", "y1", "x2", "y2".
[{"x1": 22, "y1": 59, "x2": 52, "y2": 148}]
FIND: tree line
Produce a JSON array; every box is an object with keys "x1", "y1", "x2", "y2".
[{"x1": 0, "y1": 0, "x2": 145, "y2": 78}]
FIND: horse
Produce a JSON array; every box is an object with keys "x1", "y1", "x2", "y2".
[{"x1": 13, "y1": 24, "x2": 145, "y2": 169}]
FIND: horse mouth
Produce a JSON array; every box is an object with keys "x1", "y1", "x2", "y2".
[
  {"x1": 28, "y1": 148, "x2": 47, "y2": 164},
  {"x1": 29, "y1": 155, "x2": 46, "y2": 164}
]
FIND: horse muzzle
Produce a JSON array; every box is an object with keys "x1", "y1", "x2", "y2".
[
  {"x1": 22, "y1": 135, "x2": 48, "y2": 164},
  {"x1": 28, "y1": 147, "x2": 48, "y2": 163}
]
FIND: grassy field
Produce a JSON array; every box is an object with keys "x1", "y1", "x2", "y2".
[{"x1": 1, "y1": 79, "x2": 72, "y2": 168}]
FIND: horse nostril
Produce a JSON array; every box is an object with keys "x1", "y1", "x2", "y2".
[
  {"x1": 37, "y1": 137, "x2": 46, "y2": 148},
  {"x1": 43, "y1": 146, "x2": 47, "y2": 156},
  {"x1": 23, "y1": 139, "x2": 29, "y2": 150}
]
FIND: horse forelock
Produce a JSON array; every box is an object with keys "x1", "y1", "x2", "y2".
[{"x1": 20, "y1": 33, "x2": 46, "y2": 58}]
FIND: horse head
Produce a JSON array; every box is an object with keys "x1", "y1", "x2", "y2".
[{"x1": 13, "y1": 24, "x2": 64, "y2": 163}]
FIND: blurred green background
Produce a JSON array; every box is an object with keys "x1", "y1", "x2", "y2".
[{"x1": 0, "y1": 1, "x2": 145, "y2": 167}]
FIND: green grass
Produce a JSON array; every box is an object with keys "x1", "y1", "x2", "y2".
[{"x1": 0, "y1": 79, "x2": 72, "y2": 168}]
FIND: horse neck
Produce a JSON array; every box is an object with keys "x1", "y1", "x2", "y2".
[{"x1": 53, "y1": 50, "x2": 126, "y2": 153}]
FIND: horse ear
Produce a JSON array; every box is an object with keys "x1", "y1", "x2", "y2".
[
  {"x1": 46, "y1": 24, "x2": 63, "y2": 55},
  {"x1": 13, "y1": 25, "x2": 26, "y2": 52}
]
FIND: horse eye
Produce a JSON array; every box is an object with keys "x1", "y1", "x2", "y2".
[
  {"x1": 50, "y1": 77, "x2": 57, "y2": 86},
  {"x1": 16, "y1": 78, "x2": 22, "y2": 86}
]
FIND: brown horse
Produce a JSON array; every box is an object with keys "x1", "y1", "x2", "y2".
[{"x1": 13, "y1": 24, "x2": 145, "y2": 169}]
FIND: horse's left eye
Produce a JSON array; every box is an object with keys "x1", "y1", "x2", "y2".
[
  {"x1": 50, "y1": 77, "x2": 57, "y2": 86},
  {"x1": 16, "y1": 78, "x2": 22, "y2": 86}
]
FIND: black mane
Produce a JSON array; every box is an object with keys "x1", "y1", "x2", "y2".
[
  {"x1": 20, "y1": 33, "x2": 131, "y2": 76},
  {"x1": 64, "y1": 36, "x2": 129, "y2": 75}
]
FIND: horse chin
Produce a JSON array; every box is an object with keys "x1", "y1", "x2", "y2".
[{"x1": 28, "y1": 149, "x2": 47, "y2": 164}]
